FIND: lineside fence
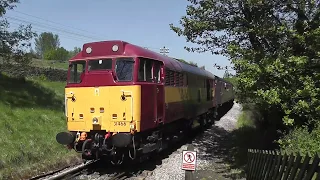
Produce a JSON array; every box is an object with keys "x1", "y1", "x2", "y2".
[{"x1": 247, "y1": 149, "x2": 320, "y2": 180}]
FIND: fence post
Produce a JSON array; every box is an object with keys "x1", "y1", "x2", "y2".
[{"x1": 185, "y1": 144, "x2": 195, "y2": 180}]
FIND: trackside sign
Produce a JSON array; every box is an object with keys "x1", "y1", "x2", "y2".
[{"x1": 182, "y1": 150, "x2": 197, "y2": 171}]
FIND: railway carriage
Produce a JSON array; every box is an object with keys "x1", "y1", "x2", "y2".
[{"x1": 56, "y1": 40, "x2": 234, "y2": 163}]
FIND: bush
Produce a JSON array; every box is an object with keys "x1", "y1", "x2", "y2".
[
  {"x1": 278, "y1": 123, "x2": 320, "y2": 157},
  {"x1": 0, "y1": 64, "x2": 67, "y2": 81}
]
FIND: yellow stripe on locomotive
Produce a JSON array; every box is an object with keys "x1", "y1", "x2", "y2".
[{"x1": 65, "y1": 85, "x2": 141, "y2": 133}]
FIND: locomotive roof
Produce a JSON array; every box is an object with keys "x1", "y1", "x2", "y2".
[{"x1": 71, "y1": 40, "x2": 216, "y2": 79}]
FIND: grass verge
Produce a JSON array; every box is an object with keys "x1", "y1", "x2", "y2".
[
  {"x1": 0, "y1": 73, "x2": 81, "y2": 180},
  {"x1": 222, "y1": 104, "x2": 279, "y2": 179}
]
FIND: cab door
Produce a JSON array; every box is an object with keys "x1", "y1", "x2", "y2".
[{"x1": 153, "y1": 61, "x2": 165, "y2": 125}]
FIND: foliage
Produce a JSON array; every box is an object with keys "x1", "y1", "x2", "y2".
[
  {"x1": 223, "y1": 71, "x2": 233, "y2": 78},
  {"x1": 34, "y1": 32, "x2": 60, "y2": 58},
  {"x1": 27, "y1": 48, "x2": 39, "y2": 59},
  {"x1": 30, "y1": 58, "x2": 69, "y2": 70},
  {"x1": 0, "y1": 63, "x2": 68, "y2": 81},
  {"x1": 68, "y1": 46, "x2": 81, "y2": 59},
  {"x1": 224, "y1": 76, "x2": 237, "y2": 89},
  {"x1": 0, "y1": 0, "x2": 36, "y2": 65},
  {"x1": 278, "y1": 123, "x2": 320, "y2": 157},
  {"x1": 170, "y1": 0, "x2": 320, "y2": 128},
  {"x1": 174, "y1": 57, "x2": 198, "y2": 67},
  {"x1": 44, "y1": 47, "x2": 69, "y2": 61}
]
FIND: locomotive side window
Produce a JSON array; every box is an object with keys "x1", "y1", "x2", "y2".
[
  {"x1": 68, "y1": 60, "x2": 86, "y2": 84},
  {"x1": 88, "y1": 59, "x2": 112, "y2": 71},
  {"x1": 138, "y1": 58, "x2": 153, "y2": 82},
  {"x1": 153, "y1": 61, "x2": 161, "y2": 83},
  {"x1": 115, "y1": 58, "x2": 134, "y2": 81}
]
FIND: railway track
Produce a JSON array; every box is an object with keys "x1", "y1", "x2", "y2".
[
  {"x1": 30, "y1": 160, "x2": 97, "y2": 180},
  {"x1": 30, "y1": 124, "x2": 210, "y2": 180},
  {"x1": 30, "y1": 159, "x2": 151, "y2": 180},
  {"x1": 109, "y1": 172, "x2": 128, "y2": 180}
]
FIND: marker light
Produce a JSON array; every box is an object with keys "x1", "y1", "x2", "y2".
[
  {"x1": 86, "y1": 47, "x2": 92, "y2": 54},
  {"x1": 112, "y1": 45, "x2": 119, "y2": 52}
]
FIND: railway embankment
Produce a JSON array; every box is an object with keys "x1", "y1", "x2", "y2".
[{"x1": 0, "y1": 73, "x2": 82, "y2": 180}]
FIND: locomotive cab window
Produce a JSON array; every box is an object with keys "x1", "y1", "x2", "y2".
[
  {"x1": 138, "y1": 58, "x2": 156, "y2": 82},
  {"x1": 68, "y1": 60, "x2": 86, "y2": 84},
  {"x1": 88, "y1": 59, "x2": 112, "y2": 71},
  {"x1": 115, "y1": 58, "x2": 134, "y2": 81},
  {"x1": 153, "y1": 61, "x2": 161, "y2": 83}
]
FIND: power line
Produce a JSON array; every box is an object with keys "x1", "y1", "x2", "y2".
[
  {"x1": 5, "y1": 11, "x2": 162, "y2": 51},
  {"x1": 9, "y1": 23, "x2": 91, "y2": 43},
  {"x1": 10, "y1": 11, "x2": 162, "y2": 50},
  {"x1": 6, "y1": 16, "x2": 101, "y2": 40},
  {"x1": 12, "y1": 10, "x2": 106, "y2": 39}
]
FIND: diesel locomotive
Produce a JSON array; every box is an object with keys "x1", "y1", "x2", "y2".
[{"x1": 56, "y1": 40, "x2": 235, "y2": 164}]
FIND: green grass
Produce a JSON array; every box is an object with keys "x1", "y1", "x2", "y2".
[
  {"x1": 236, "y1": 110, "x2": 256, "y2": 129},
  {"x1": 0, "y1": 74, "x2": 80, "y2": 180}
]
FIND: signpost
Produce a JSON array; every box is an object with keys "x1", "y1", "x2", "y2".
[{"x1": 182, "y1": 144, "x2": 197, "y2": 180}]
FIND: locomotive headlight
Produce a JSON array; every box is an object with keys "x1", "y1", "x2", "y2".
[
  {"x1": 92, "y1": 117, "x2": 99, "y2": 124},
  {"x1": 112, "y1": 45, "x2": 119, "y2": 52}
]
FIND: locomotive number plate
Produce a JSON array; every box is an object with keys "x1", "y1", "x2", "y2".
[{"x1": 114, "y1": 122, "x2": 126, "y2": 126}]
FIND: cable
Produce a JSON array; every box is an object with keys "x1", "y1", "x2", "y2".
[
  {"x1": 9, "y1": 22, "x2": 92, "y2": 42},
  {"x1": 12, "y1": 10, "x2": 106, "y2": 39},
  {"x1": 6, "y1": 16, "x2": 100, "y2": 40},
  {"x1": 5, "y1": 11, "x2": 162, "y2": 50}
]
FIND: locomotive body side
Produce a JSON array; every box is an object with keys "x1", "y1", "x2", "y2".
[{"x1": 56, "y1": 40, "x2": 233, "y2": 163}]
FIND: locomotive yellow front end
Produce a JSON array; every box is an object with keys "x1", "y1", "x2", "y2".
[
  {"x1": 64, "y1": 85, "x2": 141, "y2": 134},
  {"x1": 55, "y1": 41, "x2": 145, "y2": 163}
]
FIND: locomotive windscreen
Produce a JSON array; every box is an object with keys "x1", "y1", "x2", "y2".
[
  {"x1": 115, "y1": 58, "x2": 134, "y2": 82},
  {"x1": 88, "y1": 59, "x2": 112, "y2": 71}
]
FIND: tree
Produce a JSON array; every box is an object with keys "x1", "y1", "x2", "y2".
[
  {"x1": 223, "y1": 71, "x2": 232, "y2": 78},
  {"x1": 174, "y1": 58, "x2": 198, "y2": 67},
  {"x1": 68, "y1": 46, "x2": 81, "y2": 59},
  {"x1": 170, "y1": 1, "x2": 320, "y2": 128},
  {"x1": 44, "y1": 47, "x2": 69, "y2": 61},
  {"x1": 34, "y1": 32, "x2": 60, "y2": 59},
  {"x1": 0, "y1": 0, "x2": 36, "y2": 64}
]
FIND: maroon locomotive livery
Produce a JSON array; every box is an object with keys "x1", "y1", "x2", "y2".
[{"x1": 56, "y1": 40, "x2": 235, "y2": 163}]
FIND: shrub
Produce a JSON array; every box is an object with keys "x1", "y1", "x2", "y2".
[{"x1": 278, "y1": 122, "x2": 320, "y2": 156}]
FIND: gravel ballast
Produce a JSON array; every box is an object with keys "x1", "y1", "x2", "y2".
[{"x1": 145, "y1": 102, "x2": 244, "y2": 180}]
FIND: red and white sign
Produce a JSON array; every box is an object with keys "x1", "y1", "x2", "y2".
[{"x1": 182, "y1": 150, "x2": 197, "y2": 171}]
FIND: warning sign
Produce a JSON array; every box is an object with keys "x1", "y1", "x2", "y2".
[{"x1": 182, "y1": 150, "x2": 197, "y2": 171}]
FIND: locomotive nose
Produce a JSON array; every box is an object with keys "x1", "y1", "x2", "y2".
[{"x1": 56, "y1": 132, "x2": 75, "y2": 145}]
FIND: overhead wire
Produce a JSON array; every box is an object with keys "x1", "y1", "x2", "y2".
[
  {"x1": 13, "y1": 10, "x2": 106, "y2": 39},
  {"x1": 6, "y1": 15, "x2": 101, "y2": 41},
  {"x1": 6, "y1": 10, "x2": 161, "y2": 51},
  {"x1": 9, "y1": 22, "x2": 91, "y2": 43}
]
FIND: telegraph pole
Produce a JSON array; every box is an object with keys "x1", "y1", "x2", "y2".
[
  {"x1": 160, "y1": 46, "x2": 169, "y2": 56},
  {"x1": 213, "y1": 63, "x2": 236, "y2": 77}
]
